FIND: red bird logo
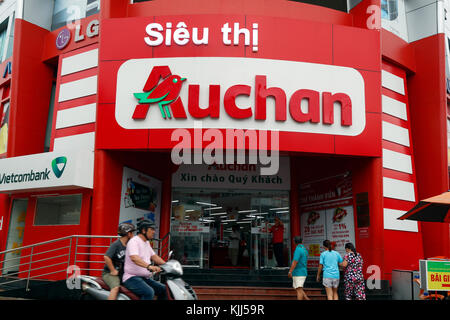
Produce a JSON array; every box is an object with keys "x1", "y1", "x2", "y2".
[{"x1": 132, "y1": 66, "x2": 187, "y2": 120}]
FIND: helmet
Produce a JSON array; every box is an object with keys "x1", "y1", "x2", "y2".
[
  {"x1": 137, "y1": 219, "x2": 155, "y2": 234},
  {"x1": 118, "y1": 222, "x2": 136, "y2": 236}
]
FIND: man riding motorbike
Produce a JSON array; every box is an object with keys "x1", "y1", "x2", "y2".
[{"x1": 122, "y1": 219, "x2": 168, "y2": 300}]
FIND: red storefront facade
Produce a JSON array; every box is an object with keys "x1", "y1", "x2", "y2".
[{"x1": 0, "y1": 0, "x2": 448, "y2": 284}]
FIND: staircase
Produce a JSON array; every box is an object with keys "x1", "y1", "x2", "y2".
[
  {"x1": 183, "y1": 268, "x2": 392, "y2": 300},
  {"x1": 194, "y1": 286, "x2": 326, "y2": 300},
  {"x1": 184, "y1": 268, "x2": 325, "y2": 300}
]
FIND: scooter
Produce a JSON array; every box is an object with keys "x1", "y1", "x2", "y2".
[{"x1": 78, "y1": 252, "x2": 198, "y2": 300}]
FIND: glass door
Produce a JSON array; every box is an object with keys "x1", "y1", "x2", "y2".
[
  {"x1": 171, "y1": 188, "x2": 290, "y2": 270},
  {"x1": 250, "y1": 195, "x2": 290, "y2": 269},
  {"x1": 2, "y1": 199, "x2": 28, "y2": 275}
]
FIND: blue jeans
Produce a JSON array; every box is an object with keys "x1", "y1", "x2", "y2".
[{"x1": 123, "y1": 276, "x2": 168, "y2": 300}]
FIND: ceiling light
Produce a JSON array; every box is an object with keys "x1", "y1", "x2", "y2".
[
  {"x1": 210, "y1": 212, "x2": 227, "y2": 216},
  {"x1": 196, "y1": 201, "x2": 217, "y2": 206}
]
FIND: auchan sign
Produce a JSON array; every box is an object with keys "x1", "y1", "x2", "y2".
[{"x1": 115, "y1": 57, "x2": 365, "y2": 136}]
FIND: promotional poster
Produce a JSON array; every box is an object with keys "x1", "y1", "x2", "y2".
[{"x1": 119, "y1": 166, "x2": 162, "y2": 239}]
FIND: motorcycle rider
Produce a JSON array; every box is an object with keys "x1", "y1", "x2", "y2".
[
  {"x1": 122, "y1": 219, "x2": 168, "y2": 300},
  {"x1": 102, "y1": 222, "x2": 135, "y2": 300}
]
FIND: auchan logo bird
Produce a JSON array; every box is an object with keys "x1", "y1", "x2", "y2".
[{"x1": 133, "y1": 66, "x2": 187, "y2": 119}]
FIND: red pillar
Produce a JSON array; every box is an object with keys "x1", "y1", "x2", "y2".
[
  {"x1": 290, "y1": 156, "x2": 301, "y2": 256},
  {"x1": 408, "y1": 34, "x2": 450, "y2": 259},
  {"x1": 159, "y1": 162, "x2": 173, "y2": 238},
  {"x1": 91, "y1": 150, "x2": 123, "y2": 236},
  {"x1": 0, "y1": 194, "x2": 10, "y2": 252},
  {"x1": 366, "y1": 158, "x2": 385, "y2": 279},
  {"x1": 8, "y1": 20, "x2": 54, "y2": 158}
]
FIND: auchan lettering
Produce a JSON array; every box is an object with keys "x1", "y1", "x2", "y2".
[{"x1": 116, "y1": 57, "x2": 366, "y2": 136}]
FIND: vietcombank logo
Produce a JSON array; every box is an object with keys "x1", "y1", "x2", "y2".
[
  {"x1": 0, "y1": 157, "x2": 67, "y2": 185},
  {"x1": 52, "y1": 156, "x2": 67, "y2": 178}
]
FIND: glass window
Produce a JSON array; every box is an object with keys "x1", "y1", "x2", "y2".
[
  {"x1": 51, "y1": 0, "x2": 100, "y2": 31},
  {"x1": 44, "y1": 82, "x2": 57, "y2": 152},
  {"x1": 4, "y1": 12, "x2": 14, "y2": 61},
  {"x1": 34, "y1": 194, "x2": 82, "y2": 226},
  {"x1": 171, "y1": 188, "x2": 290, "y2": 269},
  {"x1": 0, "y1": 19, "x2": 8, "y2": 61}
]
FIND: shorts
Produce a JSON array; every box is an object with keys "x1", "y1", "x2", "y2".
[
  {"x1": 323, "y1": 278, "x2": 340, "y2": 288},
  {"x1": 102, "y1": 271, "x2": 121, "y2": 289},
  {"x1": 292, "y1": 276, "x2": 307, "y2": 289}
]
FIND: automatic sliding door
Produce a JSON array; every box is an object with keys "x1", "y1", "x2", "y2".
[{"x1": 171, "y1": 188, "x2": 290, "y2": 270}]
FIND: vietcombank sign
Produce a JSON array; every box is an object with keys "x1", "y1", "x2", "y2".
[
  {"x1": 0, "y1": 151, "x2": 93, "y2": 193},
  {"x1": 0, "y1": 156, "x2": 67, "y2": 184}
]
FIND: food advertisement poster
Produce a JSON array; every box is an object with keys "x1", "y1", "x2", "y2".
[
  {"x1": 119, "y1": 167, "x2": 162, "y2": 239},
  {"x1": 300, "y1": 174, "x2": 355, "y2": 267}
]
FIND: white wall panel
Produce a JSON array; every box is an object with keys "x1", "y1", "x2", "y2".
[
  {"x1": 382, "y1": 70, "x2": 405, "y2": 95},
  {"x1": 61, "y1": 49, "x2": 99, "y2": 76},
  {"x1": 405, "y1": 0, "x2": 436, "y2": 12},
  {"x1": 384, "y1": 208, "x2": 418, "y2": 232},
  {"x1": 382, "y1": 148, "x2": 413, "y2": 174},
  {"x1": 406, "y1": 2, "x2": 438, "y2": 42},
  {"x1": 382, "y1": 95, "x2": 408, "y2": 120},
  {"x1": 382, "y1": 121, "x2": 410, "y2": 147},
  {"x1": 58, "y1": 76, "x2": 98, "y2": 102},
  {"x1": 383, "y1": 177, "x2": 416, "y2": 202},
  {"x1": 53, "y1": 132, "x2": 95, "y2": 151},
  {"x1": 55, "y1": 103, "x2": 96, "y2": 129}
]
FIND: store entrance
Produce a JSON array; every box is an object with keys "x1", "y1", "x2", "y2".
[{"x1": 170, "y1": 188, "x2": 290, "y2": 270}]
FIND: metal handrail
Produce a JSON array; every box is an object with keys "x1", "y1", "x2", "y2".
[
  {"x1": 0, "y1": 233, "x2": 172, "y2": 292},
  {"x1": 0, "y1": 235, "x2": 120, "y2": 291}
]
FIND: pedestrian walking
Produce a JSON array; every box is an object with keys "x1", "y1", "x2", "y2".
[
  {"x1": 342, "y1": 242, "x2": 366, "y2": 300},
  {"x1": 288, "y1": 236, "x2": 310, "y2": 300},
  {"x1": 316, "y1": 240, "x2": 343, "y2": 300}
]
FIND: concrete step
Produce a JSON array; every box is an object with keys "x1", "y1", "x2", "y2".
[{"x1": 193, "y1": 286, "x2": 327, "y2": 300}]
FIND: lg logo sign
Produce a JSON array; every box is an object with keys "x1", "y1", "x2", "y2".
[{"x1": 56, "y1": 19, "x2": 99, "y2": 50}]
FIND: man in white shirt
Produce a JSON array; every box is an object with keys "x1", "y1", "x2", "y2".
[{"x1": 122, "y1": 220, "x2": 168, "y2": 300}]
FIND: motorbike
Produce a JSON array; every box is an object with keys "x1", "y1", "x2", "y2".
[{"x1": 78, "y1": 252, "x2": 198, "y2": 300}]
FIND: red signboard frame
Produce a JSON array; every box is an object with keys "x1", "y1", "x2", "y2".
[{"x1": 96, "y1": 15, "x2": 381, "y2": 156}]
